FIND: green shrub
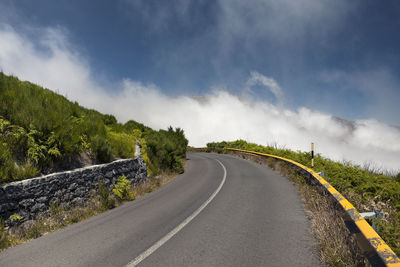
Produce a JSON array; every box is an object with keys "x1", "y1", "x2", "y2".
[
  {"x1": 49, "y1": 202, "x2": 62, "y2": 216},
  {"x1": 70, "y1": 216, "x2": 79, "y2": 223},
  {"x1": 145, "y1": 127, "x2": 188, "y2": 175},
  {"x1": 13, "y1": 161, "x2": 39, "y2": 181},
  {"x1": 25, "y1": 221, "x2": 43, "y2": 239},
  {"x1": 0, "y1": 142, "x2": 14, "y2": 181},
  {"x1": 98, "y1": 182, "x2": 115, "y2": 210},
  {"x1": 112, "y1": 176, "x2": 135, "y2": 201},
  {"x1": 90, "y1": 135, "x2": 113, "y2": 163},
  {"x1": 206, "y1": 141, "x2": 227, "y2": 153},
  {"x1": 107, "y1": 130, "x2": 135, "y2": 159}
]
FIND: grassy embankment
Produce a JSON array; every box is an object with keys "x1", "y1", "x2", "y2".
[
  {"x1": 0, "y1": 73, "x2": 188, "y2": 250},
  {"x1": 207, "y1": 140, "x2": 400, "y2": 264},
  {"x1": 0, "y1": 72, "x2": 187, "y2": 182}
]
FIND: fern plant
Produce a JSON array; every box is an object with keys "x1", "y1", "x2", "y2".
[
  {"x1": 112, "y1": 176, "x2": 135, "y2": 201},
  {"x1": 9, "y1": 213, "x2": 23, "y2": 222}
]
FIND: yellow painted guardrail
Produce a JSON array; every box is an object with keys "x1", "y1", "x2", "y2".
[{"x1": 225, "y1": 148, "x2": 400, "y2": 267}]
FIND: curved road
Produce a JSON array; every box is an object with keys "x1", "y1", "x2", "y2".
[{"x1": 0, "y1": 152, "x2": 321, "y2": 266}]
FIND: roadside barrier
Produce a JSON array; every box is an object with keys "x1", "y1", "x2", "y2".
[{"x1": 225, "y1": 148, "x2": 400, "y2": 267}]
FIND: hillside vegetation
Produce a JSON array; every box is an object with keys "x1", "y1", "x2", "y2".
[
  {"x1": 207, "y1": 140, "x2": 400, "y2": 255},
  {"x1": 0, "y1": 73, "x2": 187, "y2": 183}
]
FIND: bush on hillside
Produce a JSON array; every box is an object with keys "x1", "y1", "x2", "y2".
[{"x1": 146, "y1": 127, "x2": 188, "y2": 175}]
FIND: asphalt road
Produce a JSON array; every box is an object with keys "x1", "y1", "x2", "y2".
[{"x1": 0, "y1": 152, "x2": 321, "y2": 266}]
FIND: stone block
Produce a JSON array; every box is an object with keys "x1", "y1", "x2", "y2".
[
  {"x1": 30, "y1": 203, "x2": 46, "y2": 213},
  {"x1": 105, "y1": 171, "x2": 114, "y2": 178},
  {"x1": 74, "y1": 187, "x2": 86, "y2": 197},
  {"x1": 37, "y1": 196, "x2": 48, "y2": 203},
  {"x1": 19, "y1": 199, "x2": 35, "y2": 209},
  {"x1": 68, "y1": 183, "x2": 78, "y2": 191}
]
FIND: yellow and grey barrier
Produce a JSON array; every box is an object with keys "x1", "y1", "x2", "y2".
[{"x1": 225, "y1": 148, "x2": 400, "y2": 267}]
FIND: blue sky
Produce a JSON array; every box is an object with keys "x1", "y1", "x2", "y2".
[{"x1": 1, "y1": 0, "x2": 400, "y2": 170}]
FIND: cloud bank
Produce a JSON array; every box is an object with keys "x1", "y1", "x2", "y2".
[{"x1": 1, "y1": 25, "x2": 399, "y2": 173}]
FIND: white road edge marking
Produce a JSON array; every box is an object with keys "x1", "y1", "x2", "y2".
[{"x1": 126, "y1": 159, "x2": 227, "y2": 267}]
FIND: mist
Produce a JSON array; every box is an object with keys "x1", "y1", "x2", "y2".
[
  {"x1": 114, "y1": 82, "x2": 400, "y2": 173},
  {"x1": 1, "y1": 25, "x2": 399, "y2": 173}
]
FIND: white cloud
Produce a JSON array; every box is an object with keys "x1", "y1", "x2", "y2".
[
  {"x1": 1, "y1": 24, "x2": 400, "y2": 173},
  {"x1": 246, "y1": 71, "x2": 283, "y2": 104},
  {"x1": 0, "y1": 24, "x2": 105, "y2": 108}
]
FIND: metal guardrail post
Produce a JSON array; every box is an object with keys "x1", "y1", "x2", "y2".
[
  {"x1": 311, "y1": 143, "x2": 314, "y2": 167},
  {"x1": 360, "y1": 210, "x2": 382, "y2": 231}
]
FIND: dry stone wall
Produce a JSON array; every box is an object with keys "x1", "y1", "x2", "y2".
[{"x1": 0, "y1": 158, "x2": 147, "y2": 225}]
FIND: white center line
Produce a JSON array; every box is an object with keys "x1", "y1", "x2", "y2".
[{"x1": 126, "y1": 159, "x2": 227, "y2": 267}]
